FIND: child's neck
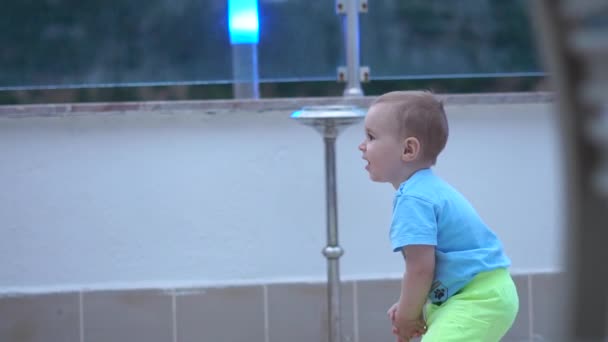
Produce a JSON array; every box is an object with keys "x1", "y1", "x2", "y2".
[{"x1": 392, "y1": 162, "x2": 432, "y2": 190}]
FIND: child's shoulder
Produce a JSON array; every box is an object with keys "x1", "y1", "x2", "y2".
[
  {"x1": 398, "y1": 172, "x2": 475, "y2": 216},
  {"x1": 398, "y1": 169, "x2": 453, "y2": 199}
]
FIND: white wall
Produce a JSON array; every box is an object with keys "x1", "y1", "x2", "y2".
[{"x1": 0, "y1": 100, "x2": 565, "y2": 294}]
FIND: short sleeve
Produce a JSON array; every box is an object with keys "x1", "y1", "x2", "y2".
[{"x1": 390, "y1": 195, "x2": 438, "y2": 252}]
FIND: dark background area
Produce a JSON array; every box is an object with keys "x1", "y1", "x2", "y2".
[{"x1": 0, "y1": 0, "x2": 545, "y2": 104}]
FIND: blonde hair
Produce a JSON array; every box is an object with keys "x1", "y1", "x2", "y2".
[{"x1": 372, "y1": 90, "x2": 449, "y2": 165}]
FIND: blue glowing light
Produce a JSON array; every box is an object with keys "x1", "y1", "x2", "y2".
[{"x1": 228, "y1": 0, "x2": 259, "y2": 44}]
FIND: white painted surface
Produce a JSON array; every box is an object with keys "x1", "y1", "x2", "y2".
[{"x1": 0, "y1": 101, "x2": 565, "y2": 293}]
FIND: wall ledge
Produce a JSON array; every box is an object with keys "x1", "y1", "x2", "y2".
[{"x1": 0, "y1": 92, "x2": 554, "y2": 118}]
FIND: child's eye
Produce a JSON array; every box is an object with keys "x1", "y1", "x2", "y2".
[{"x1": 367, "y1": 133, "x2": 374, "y2": 140}]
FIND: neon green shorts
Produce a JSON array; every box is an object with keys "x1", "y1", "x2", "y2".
[{"x1": 421, "y1": 268, "x2": 519, "y2": 342}]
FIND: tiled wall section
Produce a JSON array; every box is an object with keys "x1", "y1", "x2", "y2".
[{"x1": 0, "y1": 272, "x2": 566, "y2": 342}]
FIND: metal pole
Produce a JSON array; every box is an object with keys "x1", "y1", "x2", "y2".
[
  {"x1": 322, "y1": 123, "x2": 344, "y2": 342},
  {"x1": 343, "y1": 0, "x2": 363, "y2": 97},
  {"x1": 231, "y1": 43, "x2": 259, "y2": 99},
  {"x1": 291, "y1": 107, "x2": 364, "y2": 342}
]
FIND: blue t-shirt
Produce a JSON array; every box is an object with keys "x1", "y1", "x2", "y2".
[{"x1": 390, "y1": 168, "x2": 511, "y2": 304}]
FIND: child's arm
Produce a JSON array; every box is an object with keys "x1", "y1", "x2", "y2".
[{"x1": 396, "y1": 245, "x2": 435, "y2": 324}]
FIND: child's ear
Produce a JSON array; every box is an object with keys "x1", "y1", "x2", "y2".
[{"x1": 402, "y1": 137, "x2": 421, "y2": 162}]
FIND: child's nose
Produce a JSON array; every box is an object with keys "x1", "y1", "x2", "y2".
[{"x1": 358, "y1": 142, "x2": 365, "y2": 151}]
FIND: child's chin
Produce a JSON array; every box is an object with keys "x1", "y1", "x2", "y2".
[
  {"x1": 369, "y1": 174, "x2": 382, "y2": 182},
  {"x1": 370, "y1": 175, "x2": 390, "y2": 184}
]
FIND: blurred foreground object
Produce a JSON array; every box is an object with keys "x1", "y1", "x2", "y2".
[{"x1": 531, "y1": 1, "x2": 608, "y2": 341}]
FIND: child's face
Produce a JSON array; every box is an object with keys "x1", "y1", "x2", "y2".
[{"x1": 358, "y1": 104, "x2": 405, "y2": 185}]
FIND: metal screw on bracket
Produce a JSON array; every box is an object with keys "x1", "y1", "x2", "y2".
[
  {"x1": 360, "y1": 66, "x2": 370, "y2": 83},
  {"x1": 336, "y1": 0, "x2": 346, "y2": 14},
  {"x1": 360, "y1": 0, "x2": 368, "y2": 12},
  {"x1": 337, "y1": 67, "x2": 347, "y2": 82}
]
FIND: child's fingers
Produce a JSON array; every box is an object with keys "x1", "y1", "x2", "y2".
[
  {"x1": 392, "y1": 326, "x2": 408, "y2": 342},
  {"x1": 417, "y1": 319, "x2": 427, "y2": 332},
  {"x1": 387, "y1": 304, "x2": 397, "y2": 317},
  {"x1": 388, "y1": 307, "x2": 397, "y2": 321}
]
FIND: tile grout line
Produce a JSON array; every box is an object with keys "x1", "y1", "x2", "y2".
[
  {"x1": 352, "y1": 282, "x2": 358, "y2": 342},
  {"x1": 263, "y1": 285, "x2": 270, "y2": 342},
  {"x1": 79, "y1": 291, "x2": 84, "y2": 342},
  {"x1": 172, "y1": 291, "x2": 178, "y2": 342},
  {"x1": 528, "y1": 274, "x2": 534, "y2": 342}
]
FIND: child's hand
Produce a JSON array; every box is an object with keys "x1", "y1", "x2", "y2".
[
  {"x1": 391, "y1": 323, "x2": 424, "y2": 342},
  {"x1": 390, "y1": 307, "x2": 427, "y2": 341},
  {"x1": 392, "y1": 318, "x2": 426, "y2": 341},
  {"x1": 387, "y1": 302, "x2": 399, "y2": 322},
  {"x1": 388, "y1": 303, "x2": 409, "y2": 342}
]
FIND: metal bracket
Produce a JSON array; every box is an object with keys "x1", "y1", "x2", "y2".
[
  {"x1": 336, "y1": 0, "x2": 368, "y2": 14},
  {"x1": 337, "y1": 66, "x2": 371, "y2": 83}
]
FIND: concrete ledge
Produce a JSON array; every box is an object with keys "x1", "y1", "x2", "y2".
[{"x1": 0, "y1": 92, "x2": 554, "y2": 118}]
